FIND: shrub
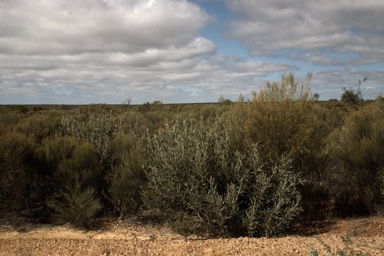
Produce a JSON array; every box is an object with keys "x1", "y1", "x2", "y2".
[
  {"x1": 106, "y1": 132, "x2": 146, "y2": 217},
  {"x1": 142, "y1": 119, "x2": 303, "y2": 237},
  {"x1": 33, "y1": 136, "x2": 79, "y2": 201},
  {"x1": 15, "y1": 109, "x2": 61, "y2": 143},
  {"x1": 56, "y1": 141, "x2": 102, "y2": 190},
  {"x1": 0, "y1": 131, "x2": 34, "y2": 213},
  {"x1": 340, "y1": 77, "x2": 367, "y2": 108},
  {"x1": 325, "y1": 101, "x2": 384, "y2": 214},
  {"x1": 60, "y1": 114, "x2": 118, "y2": 160},
  {"x1": 48, "y1": 184, "x2": 101, "y2": 228},
  {"x1": 244, "y1": 73, "x2": 320, "y2": 177},
  {"x1": 33, "y1": 136, "x2": 103, "y2": 212},
  {"x1": 223, "y1": 94, "x2": 249, "y2": 153}
]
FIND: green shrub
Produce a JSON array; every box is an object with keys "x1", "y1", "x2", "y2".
[
  {"x1": 15, "y1": 109, "x2": 61, "y2": 143},
  {"x1": 223, "y1": 94, "x2": 249, "y2": 153},
  {"x1": 340, "y1": 77, "x2": 366, "y2": 108},
  {"x1": 325, "y1": 101, "x2": 384, "y2": 214},
  {"x1": 106, "y1": 132, "x2": 146, "y2": 217},
  {"x1": 56, "y1": 141, "x2": 102, "y2": 190},
  {"x1": 244, "y1": 73, "x2": 320, "y2": 177},
  {"x1": 33, "y1": 136, "x2": 79, "y2": 199},
  {"x1": 48, "y1": 184, "x2": 101, "y2": 228},
  {"x1": 34, "y1": 136, "x2": 103, "y2": 210},
  {"x1": 142, "y1": 119, "x2": 303, "y2": 237},
  {"x1": 0, "y1": 131, "x2": 34, "y2": 213},
  {"x1": 60, "y1": 114, "x2": 118, "y2": 160}
]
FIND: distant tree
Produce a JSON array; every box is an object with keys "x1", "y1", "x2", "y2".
[
  {"x1": 313, "y1": 93, "x2": 320, "y2": 101},
  {"x1": 341, "y1": 77, "x2": 367, "y2": 106},
  {"x1": 124, "y1": 97, "x2": 132, "y2": 105},
  {"x1": 153, "y1": 100, "x2": 163, "y2": 105},
  {"x1": 218, "y1": 95, "x2": 232, "y2": 104}
]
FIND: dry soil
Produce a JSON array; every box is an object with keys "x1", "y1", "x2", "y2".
[{"x1": 1, "y1": 216, "x2": 384, "y2": 255}]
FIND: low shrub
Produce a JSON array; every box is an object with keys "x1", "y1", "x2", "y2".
[
  {"x1": 48, "y1": 184, "x2": 101, "y2": 228},
  {"x1": 142, "y1": 119, "x2": 303, "y2": 237}
]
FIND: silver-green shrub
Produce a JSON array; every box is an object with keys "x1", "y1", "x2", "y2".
[
  {"x1": 60, "y1": 114, "x2": 118, "y2": 160},
  {"x1": 142, "y1": 119, "x2": 303, "y2": 237}
]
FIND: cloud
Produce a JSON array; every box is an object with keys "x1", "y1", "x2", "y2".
[
  {"x1": 0, "y1": 0, "x2": 210, "y2": 103},
  {"x1": 311, "y1": 68, "x2": 384, "y2": 100},
  {"x1": 0, "y1": 0, "x2": 293, "y2": 104},
  {"x1": 224, "y1": 0, "x2": 384, "y2": 65},
  {"x1": 0, "y1": 0, "x2": 211, "y2": 55}
]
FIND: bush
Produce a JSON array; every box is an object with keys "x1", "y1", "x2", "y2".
[
  {"x1": 244, "y1": 73, "x2": 320, "y2": 174},
  {"x1": 325, "y1": 101, "x2": 384, "y2": 214},
  {"x1": 15, "y1": 109, "x2": 61, "y2": 144},
  {"x1": 48, "y1": 184, "x2": 101, "y2": 228},
  {"x1": 60, "y1": 114, "x2": 118, "y2": 160},
  {"x1": 106, "y1": 132, "x2": 146, "y2": 217},
  {"x1": 34, "y1": 136, "x2": 103, "y2": 212},
  {"x1": 142, "y1": 119, "x2": 303, "y2": 237},
  {"x1": 0, "y1": 131, "x2": 34, "y2": 213},
  {"x1": 340, "y1": 77, "x2": 367, "y2": 108}
]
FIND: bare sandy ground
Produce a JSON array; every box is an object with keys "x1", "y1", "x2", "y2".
[{"x1": 0, "y1": 216, "x2": 383, "y2": 255}]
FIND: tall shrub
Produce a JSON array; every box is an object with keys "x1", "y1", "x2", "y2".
[
  {"x1": 244, "y1": 73, "x2": 321, "y2": 179},
  {"x1": 0, "y1": 131, "x2": 33, "y2": 214},
  {"x1": 142, "y1": 120, "x2": 303, "y2": 237},
  {"x1": 325, "y1": 101, "x2": 384, "y2": 214},
  {"x1": 34, "y1": 136, "x2": 103, "y2": 225},
  {"x1": 106, "y1": 132, "x2": 146, "y2": 217}
]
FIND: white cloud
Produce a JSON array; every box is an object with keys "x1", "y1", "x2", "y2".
[
  {"x1": 0, "y1": 0, "x2": 210, "y2": 55},
  {"x1": 311, "y1": 68, "x2": 384, "y2": 100},
  {"x1": 224, "y1": 0, "x2": 384, "y2": 65},
  {"x1": 0, "y1": 0, "x2": 293, "y2": 104},
  {"x1": 4, "y1": 0, "x2": 381, "y2": 104}
]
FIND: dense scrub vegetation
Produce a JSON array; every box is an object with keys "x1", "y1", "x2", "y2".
[{"x1": 1, "y1": 73, "x2": 383, "y2": 237}]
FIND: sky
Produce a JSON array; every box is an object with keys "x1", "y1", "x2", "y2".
[{"x1": 1, "y1": 0, "x2": 383, "y2": 104}]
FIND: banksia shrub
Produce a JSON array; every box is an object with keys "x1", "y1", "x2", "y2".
[{"x1": 142, "y1": 119, "x2": 303, "y2": 237}]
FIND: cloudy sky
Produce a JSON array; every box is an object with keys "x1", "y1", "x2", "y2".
[{"x1": 1, "y1": 0, "x2": 383, "y2": 104}]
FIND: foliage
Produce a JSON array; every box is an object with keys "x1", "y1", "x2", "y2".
[
  {"x1": 325, "y1": 101, "x2": 384, "y2": 214},
  {"x1": 60, "y1": 114, "x2": 118, "y2": 160},
  {"x1": 106, "y1": 132, "x2": 146, "y2": 217},
  {"x1": 48, "y1": 184, "x2": 101, "y2": 228},
  {"x1": 340, "y1": 77, "x2": 367, "y2": 107},
  {"x1": 142, "y1": 119, "x2": 303, "y2": 237},
  {"x1": 223, "y1": 94, "x2": 249, "y2": 153},
  {"x1": 15, "y1": 109, "x2": 61, "y2": 143},
  {"x1": 244, "y1": 72, "x2": 321, "y2": 179},
  {"x1": 1, "y1": 82, "x2": 384, "y2": 235},
  {"x1": 0, "y1": 131, "x2": 33, "y2": 213}
]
